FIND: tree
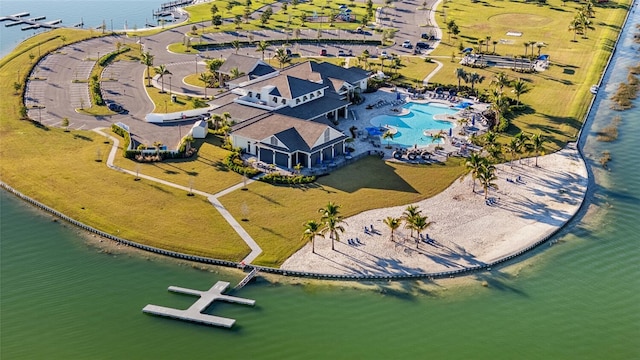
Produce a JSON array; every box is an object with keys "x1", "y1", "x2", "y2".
[
  {"x1": 231, "y1": 40, "x2": 241, "y2": 54},
  {"x1": 506, "y1": 137, "x2": 520, "y2": 167},
  {"x1": 199, "y1": 72, "x2": 213, "y2": 99},
  {"x1": 485, "y1": 35, "x2": 491, "y2": 53},
  {"x1": 141, "y1": 51, "x2": 154, "y2": 87},
  {"x1": 529, "y1": 132, "x2": 545, "y2": 167},
  {"x1": 431, "y1": 130, "x2": 446, "y2": 144},
  {"x1": 536, "y1": 42, "x2": 546, "y2": 56},
  {"x1": 13, "y1": 82, "x2": 21, "y2": 95},
  {"x1": 383, "y1": 217, "x2": 401, "y2": 242},
  {"x1": 490, "y1": 90, "x2": 509, "y2": 130},
  {"x1": 234, "y1": 15, "x2": 243, "y2": 29},
  {"x1": 61, "y1": 117, "x2": 70, "y2": 132},
  {"x1": 466, "y1": 72, "x2": 485, "y2": 95},
  {"x1": 256, "y1": 41, "x2": 270, "y2": 60},
  {"x1": 511, "y1": 78, "x2": 529, "y2": 105},
  {"x1": 455, "y1": 68, "x2": 468, "y2": 90},
  {"x1": 154, "y1": 64, "x2": 172, "y2": 93},
  {"x1": 207, "y1": 58, "x2": 225, "y2": 85},
  {"x1": 492, "y1": 40, "x2": 498, "y2": 54},
  {"x1": 401, "y1": 205, "x2": 422, "y2": 238},
  {"x1": 382, "y1": 130, "x2": 394, "y2": 148},
  {"x1": 244, "y1": 7, "x2": 252, "y2": 23},
  {"x1": 318, "y1": 202, "x2": 346, "y2": 251},
  {"x1": 412, "y1": 215, "x2": 432, "y2": 248},
  {"x1": 477, "y1": 163, "x2": 498, "y2": 199},
  {"x1": 275, "y1": 48, "x2": 290, "y2": 69},
  {"x1": 302, "y1": 220, "x2": 324, "y2": 254},
  {"x1": 230, "y1": 67, "x2": 245, "y2": 79},
  {"x1": 212, "y1": 14, "x2": 222, "y2": 28},
  {"x1": 491, "y1": 71, "x2": 510, "y2": 92},
  {"x1": 465, "y1": 152, "x2": 486, "y2": 193}
]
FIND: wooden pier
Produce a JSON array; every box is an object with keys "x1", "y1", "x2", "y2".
[
  {"x1": 142, "y1": 281, "x2": 255, "y2": 328},
  {"x1": 153, "y1": 0, "x2": 193, "y2": 17}
]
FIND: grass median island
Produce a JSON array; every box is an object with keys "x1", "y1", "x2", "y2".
[
  {"x1": 428, "y1": 0, "x2": 630, "y2": 149},
  {"x1": 219, "y1": 156, "x2": 467, "y2": 267}
]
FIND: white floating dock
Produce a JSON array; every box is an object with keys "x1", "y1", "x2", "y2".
[{"x1": 142, "y1": 281, "x2": 255, "y2": 328}]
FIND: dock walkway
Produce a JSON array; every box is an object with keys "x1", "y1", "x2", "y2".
[{"x1": 142, "y1": 281, "x2": 255, "y2": 328}]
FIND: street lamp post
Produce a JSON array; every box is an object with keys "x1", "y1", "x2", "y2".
[
  {"x1": 195, "y1": 54, "x2": 198, "y2": 74},
  {"x1": 164, "y1": 100, "x2": 167, "y2": 113},
  {"x1": 169, "y1": 76, "x2": 172, "y2": 96}
]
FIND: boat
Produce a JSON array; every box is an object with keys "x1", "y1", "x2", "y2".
[{"x1": 590, "y1": 85, "x2": 599, "y2": 94}]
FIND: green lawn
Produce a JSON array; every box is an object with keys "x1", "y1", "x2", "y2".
[
  {"x1": 219, "y1": 156, "x2": 467, "y2": 266},
  {"x1": 428, "y1": 0, "x2": 630, "y2": 149}
]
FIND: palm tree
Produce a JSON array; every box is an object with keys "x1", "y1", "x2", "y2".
[
  {"x1": 318, "y1": 202, "x2": 346, "y2": 251},
  {"x1": 275, "y1": 48, "x2": 290, "y2": 69},
  {"x1": 154, "y1": 64, "x2": 172, "y2": 93},
  {"x1": 514, "y1": 131, "x2": 527, "y2": 163},
  {"x1": 466, "y1": 72, "x2": 485, "y2": 95},
  {"x1": 401, "y1": 205, "x2": 422, "y2": 238},
  {"x1": 490, "y1": 90, "x2": 510, "y2": 129},
  {"x1": 256, "y1": 41, "x2": 269, "y2": 60},
  {"x1": 511, "y1": 78, "x2": 529, "y2": 105},
  {"x1": 207, "y1": 58, "x2": 225, "y2": 86},
  {"x1": 568, "y1": 19, "x2": 583, "y2": 42},
  {"x1": 301, "y1": 220, "x2": 324, "y2": 254},
  {"x1": 477, "y1": 163, "x2": 498, "y2": 199},
  {"x1": 412, "y1": 215, "x2": 432, "y2": 248},
  {"x1": 382, "y1": 130, "x2": 394, "y2": 148},
  {"x1": 465, "y1": 152, "x2": 486, "y2": 193},
  {"x1": 530, "y1": 132, "x2": 545, "y2": 167},
  {"x1": 506, "y1": 137, "x2": 520, "y2": 167},
  {"x1": 484, "y1": 131, "x2": 498, "y2": 148},
  {"x1": 199, "y1": 72, "x2": 213, "y2": 99},
  {"x1": 141, "y1": 51, "x2": 154, "y2": 87},
  {"x1": 358, "y1": 50, "x2": 370, "y2": 70},
  {"x1": 535, "y1": 42, "x2": 546, "y2": 57},
  {"x1": 211, "y1": 113, "x2": 223, "y2": 130},
  {"x1": 431, "y1": 130, "x2": 446, "y2": 145},
  {"x1": 383, "y1": 217, "x2": 401, "y2": 242},
  {"x1": 485, "y1": 35, "x2": 491, "y2": 53},
  {"x1": 491, "y1": 71, "x2": 510, "y2": 91},
  {"x1": 230, "y1": 67, "x2": 245, "y2": 80},
  {"x1": 455, "y1": 68, "x2": 468, "y2": 90},
  {"x1": 231, "y1": 40, "x2": 241, "y2": 54}
]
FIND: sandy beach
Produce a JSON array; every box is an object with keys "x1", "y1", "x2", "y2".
[{"x1": 281, "y1": 144, "x2": 588, "y2": 276}]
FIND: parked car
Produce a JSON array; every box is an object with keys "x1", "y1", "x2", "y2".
[
  {"x1": 380, "y1": 50, "x2": 388, "y2": 58},
  {"x1": 285, "y1": 48, "x2": 292, "y2": 56},
  {"x1": 320, "y1": 49, "x2": 327, "y2": 56},
  {"x1": 356, "y1": 27, "x2": 364, "y2": 34},
  {"x1": 416, "y1": 42, "x2": 429, "y2": 49},
  {"x1": 338, "y1": 50, "x2": 346, "y2": 57},
  {"x1": 402, "y1": 40, "x2": 412, "y2": 48},
  {"x1": 107, "y1": 102, "x2": 125, "y2": 113}
]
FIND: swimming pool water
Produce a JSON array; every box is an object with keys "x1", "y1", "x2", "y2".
[{"x1": 369, "y1": 102, "x2": 459, "y2": 147}]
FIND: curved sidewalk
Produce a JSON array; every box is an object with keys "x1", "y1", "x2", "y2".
[{"x1": 93, "y1": 128, "x2": 263, "y2": 264}]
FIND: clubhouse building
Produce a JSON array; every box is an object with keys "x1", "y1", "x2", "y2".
[{"x1": 208, "y1": 54, "x2": 369, "y2": 169}]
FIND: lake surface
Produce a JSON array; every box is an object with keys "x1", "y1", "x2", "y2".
[{"x1": 1, "y1": 3, "x2": 640, "y2": 359}]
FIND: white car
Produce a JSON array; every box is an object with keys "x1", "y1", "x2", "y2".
[
  {"x1": 380, "y1": 50, "x2": 388, "y2": 58},
  {"x1": 402, "y1": 40, "x2": 412, "y2": 48}
]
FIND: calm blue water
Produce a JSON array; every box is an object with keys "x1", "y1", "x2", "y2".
[
  {"x1": 0, "y1": 0, "x2": 165, "y2": 57},
  {"x1": 370, "y1": 102, "x2": 458, "y2": 146}
]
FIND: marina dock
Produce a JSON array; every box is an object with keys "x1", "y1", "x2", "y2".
[
  {"x1": 0, "y1": 12, "x2": 61, "y2": 30},
  {"x1": 142, "y1": 281, "x2": 255, "y2": 328}
]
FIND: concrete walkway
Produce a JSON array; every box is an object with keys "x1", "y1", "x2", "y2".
[{"x1": 93, "y1": 128, "x2": 263, "y2": 264}]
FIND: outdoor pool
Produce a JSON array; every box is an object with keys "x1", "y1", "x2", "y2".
[{"x1": 369, "y1": 102, "x2": 459, "y2": 147}]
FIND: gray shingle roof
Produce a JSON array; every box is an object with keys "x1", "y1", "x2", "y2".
[
  {"x1": 217, "y1": 54, "x2": 275, "y2": 77},
  {"x1": 231, "y1": 114, "x2": 346, "y2": 152},
  {"x1": 244, "y1": 75, "x2": 327, "y2": 99}
]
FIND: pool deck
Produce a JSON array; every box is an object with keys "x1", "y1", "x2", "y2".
[{"x1": 339, "y1": 87, "x2": 491, "y2": 162}]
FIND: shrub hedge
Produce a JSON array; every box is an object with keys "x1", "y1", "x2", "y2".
[{"x1": 258, "y1": 173, "x2": 316, "y2": 185}]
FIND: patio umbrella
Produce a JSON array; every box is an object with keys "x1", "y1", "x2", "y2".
[
  {"x1": 471, "y1": 115, "x2": 475, "y2": 126},
  {"x1": 449, "y1": 127, "x2": 452, "y2": 137},
  {"x1": 396, "y1": 92, "x2": 401, "y2": 100}
]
